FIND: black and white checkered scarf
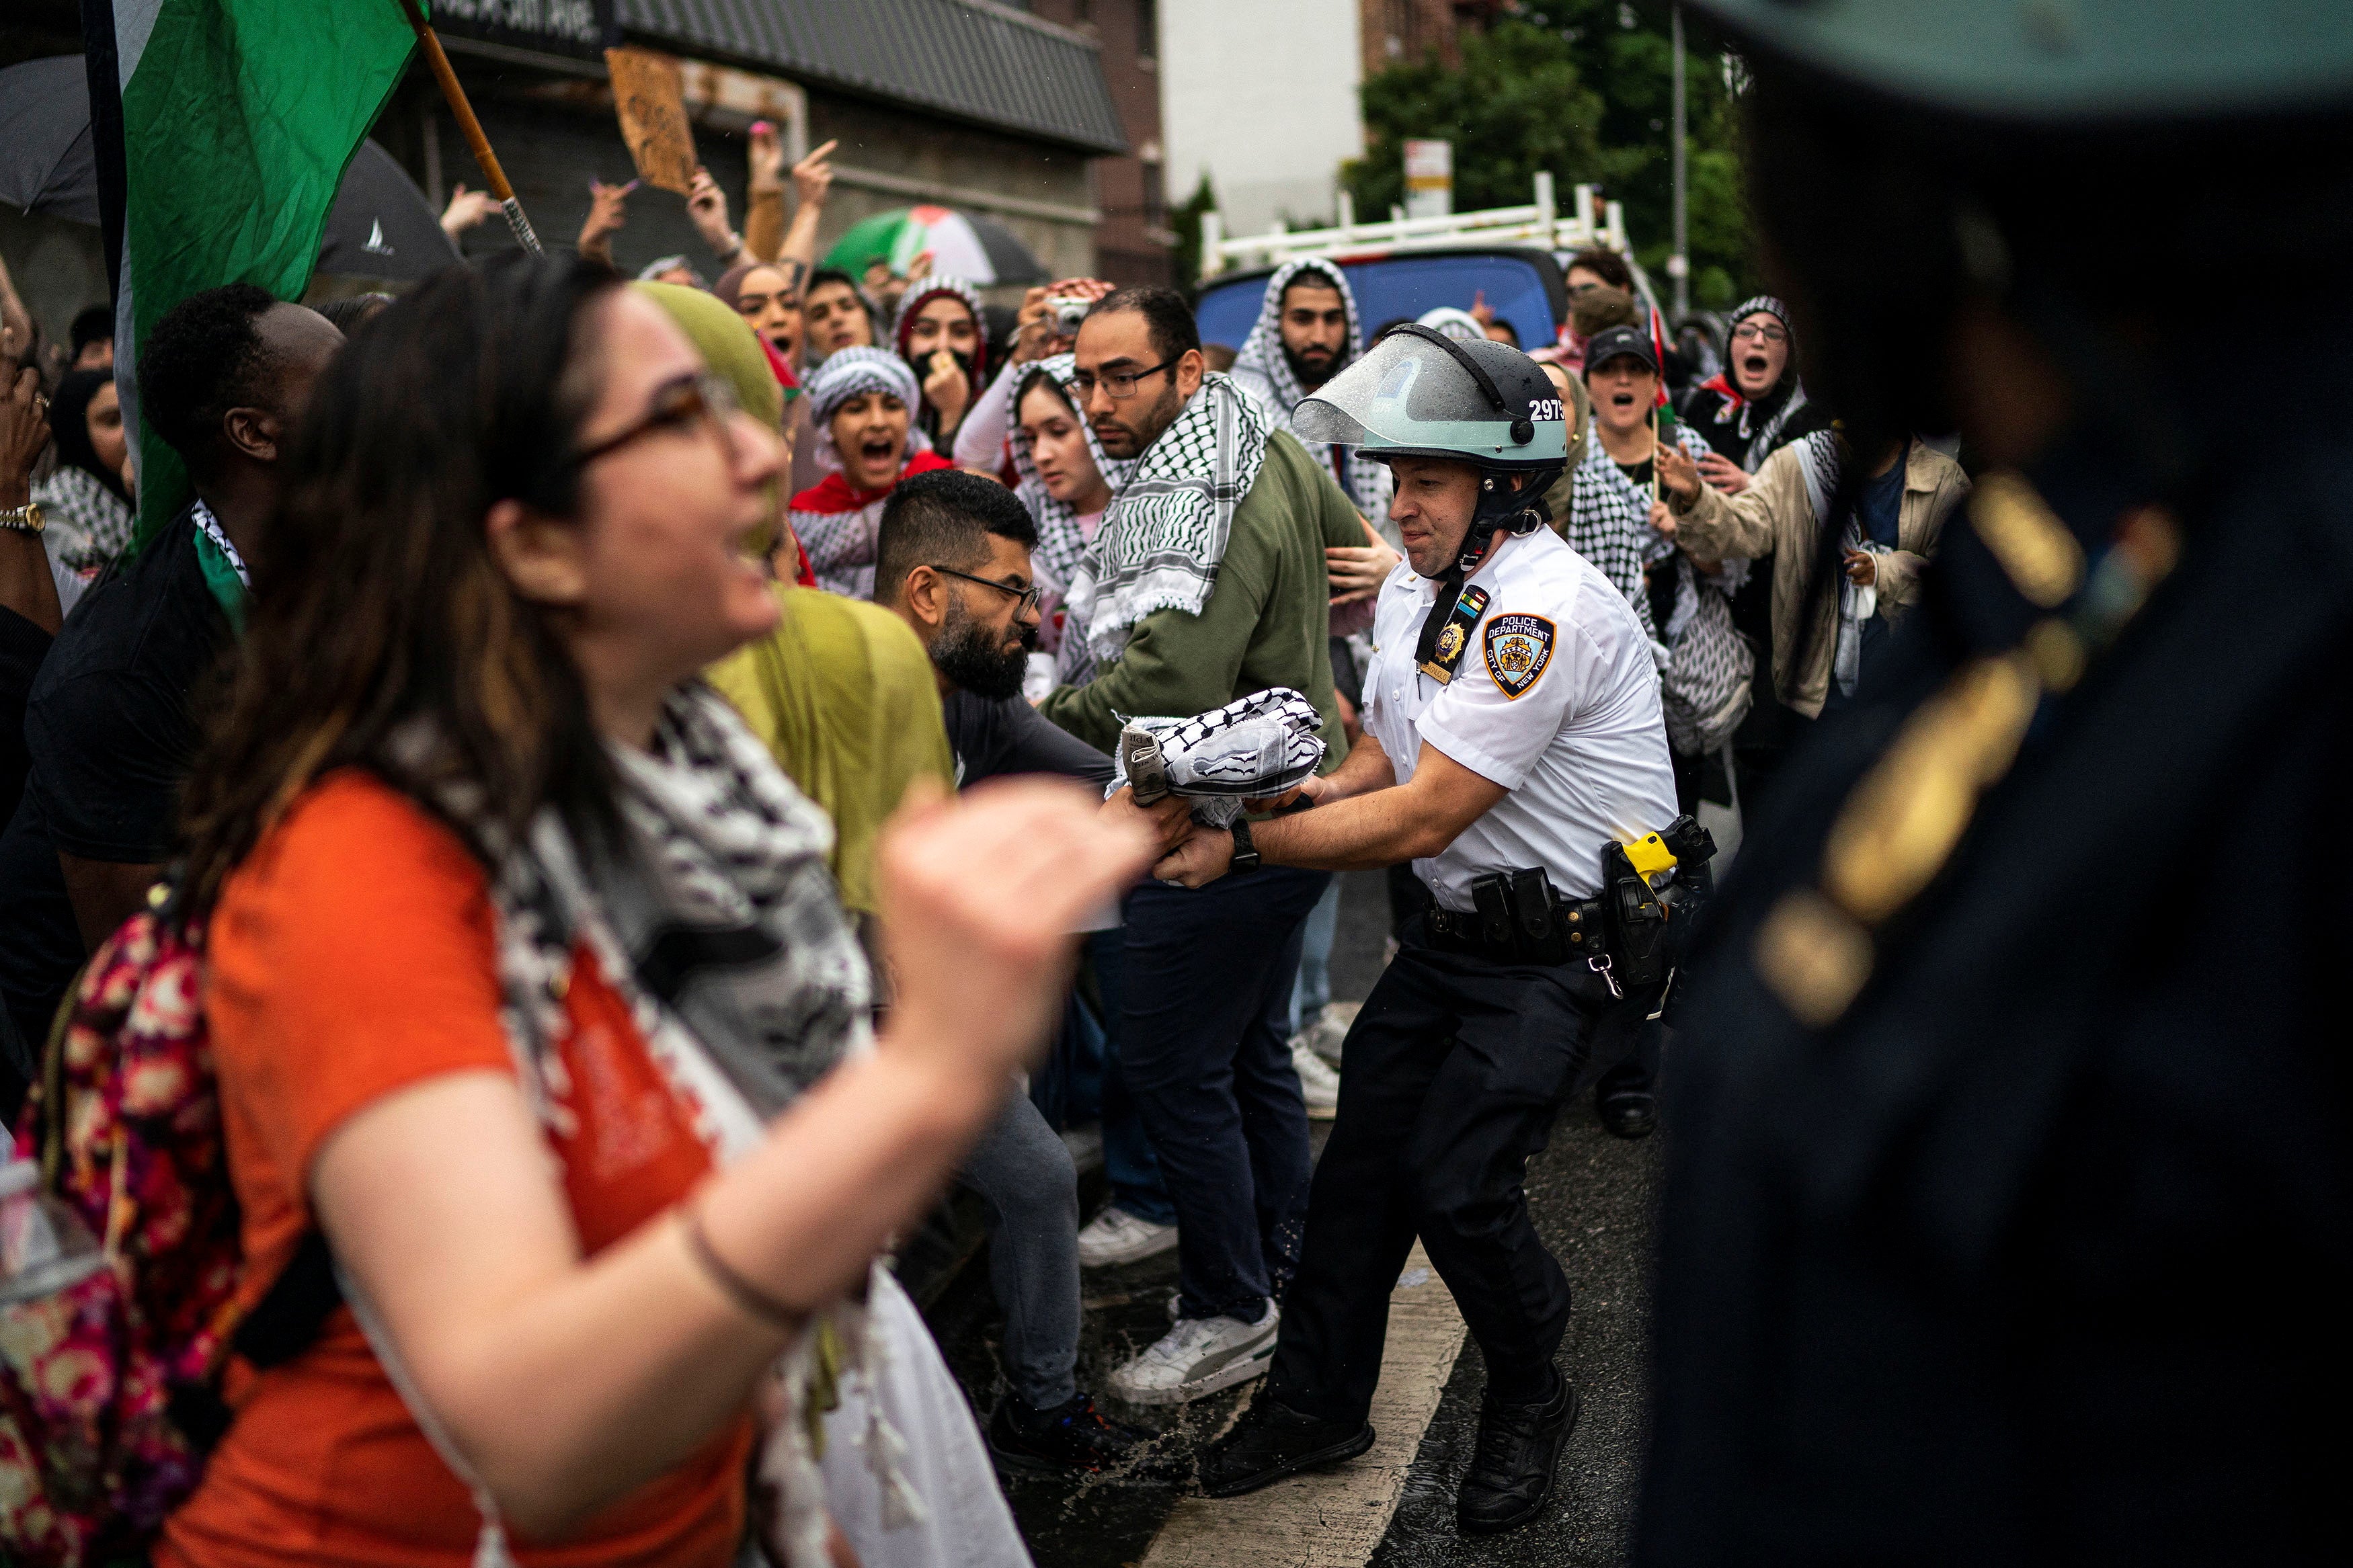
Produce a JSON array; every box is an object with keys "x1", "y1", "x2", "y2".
[
  {"x1": 1228, "y1": 258, "x2": 1392, "y2": 520},
  {"x1": 389, "y1": 685, "x2": 905, "y2": 1568},
  {"x1": 407, "y1": 684, "x2": 872, "y2": 1133},
  {"x1": 1106, "y1": 687, "x2": 1326, "y2": 829},
  {"x1": 1565, "y1": 419, "x2": 1754, "y2": 754},
  {"x1": 1790, "y1": 427, "x2": 1885, "y2": 700},
  {"x1": 1065, "y1": 372, "x2": 1271, "y2": 666},
  {"x1": 1010, "y1": 354, "x2": 1136, "y2": 688}
]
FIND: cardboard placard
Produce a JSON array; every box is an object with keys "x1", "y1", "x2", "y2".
[{"x1": 604, "y1": 46, "x2": 695, "y2": 195}]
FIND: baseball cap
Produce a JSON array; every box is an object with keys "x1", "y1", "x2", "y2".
[{"x1": 1583, "y1": 324, "x2": 1657, "y2": 378}]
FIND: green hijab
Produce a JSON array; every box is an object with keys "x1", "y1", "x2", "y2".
[
  {"x1": 655, "y1": 279, "x2": 956, "y2": 931},
  {"x1": 631, "y1": 279, "x2": 782, "y2": 434},
  {"x1": 633, "y1": 279, "x2": 795, "y2": 561}
]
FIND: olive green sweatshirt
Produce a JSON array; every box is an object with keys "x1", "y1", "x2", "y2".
[{"x1": 1040, "y1": 429, "x2": 1364, "y2": 773}]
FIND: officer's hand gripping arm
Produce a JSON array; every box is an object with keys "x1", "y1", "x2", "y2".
[{"x1": 1247, "y1": 740, "x2": 1505, "y2": 872}]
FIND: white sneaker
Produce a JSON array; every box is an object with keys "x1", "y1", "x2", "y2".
[
  {"x1": 1290, "y1": 1036, "x2": 1341, "y2": 1119},
  {"x1": 1108, "y1": 1302, "x2": 1280, "y2": 1405},
  {"x1": 1306, "y1": 1002, "x2": 1358, "y2": 1065},
  {"x1": 1076, "y1": 1205, "x2": 1180, "y2": 1268}
]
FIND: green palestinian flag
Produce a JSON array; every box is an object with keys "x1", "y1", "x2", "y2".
[{"x1": 84, "y1": 0, "x2": 416, "y2": 553}]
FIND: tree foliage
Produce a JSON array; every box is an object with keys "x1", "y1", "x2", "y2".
[{"x1": 1343, "y1": 4, "x2": 1755, "y2": 312}]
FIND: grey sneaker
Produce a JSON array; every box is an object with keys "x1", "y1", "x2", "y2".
[
  {"x1": 1107, "y1": 1301, "x2": 1281, "y2": 1405},
  {"x1": 1076, "y1": 1205, "x2": 1179, "y2": 1268}
]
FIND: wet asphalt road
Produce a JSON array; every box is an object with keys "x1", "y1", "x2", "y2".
[{"x1": 922, "y1": 868, "x2": 1662, "y2": 1568}]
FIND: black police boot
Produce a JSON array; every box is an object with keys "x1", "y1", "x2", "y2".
[
  {"x1": 988, "y1": 1391, "x2": 1152, "y2": 1476},
  {"x1": 1456, "y1": 1368, "x2": 1581, "y2": 1536},
  {"x1": 1196, "y1": 1394, "x2": 1375, "y2": 1497},
  {"x1": 1595, "y1": 1066, "x2": 1658, "y2": 1139}
]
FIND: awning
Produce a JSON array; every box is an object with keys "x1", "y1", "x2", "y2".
[{"x1": 621, "y1": 0, "x2": 1129, "y2": 156}]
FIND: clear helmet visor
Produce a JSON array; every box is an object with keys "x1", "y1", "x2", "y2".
[{"x1": 1293, "y1": 332, "x2": 1566, "y2": 467}]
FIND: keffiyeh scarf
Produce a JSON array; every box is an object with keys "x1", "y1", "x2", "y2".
[
  {"x1": 805, "y1": 346, "x2": 929, "y2": 472},
  {"x1": 389, "y1": 684, "x2": 913, "y2": 1568},
  {"x1": 1105, "y1": 687, "x2": 1326, "y2": 829},
  {"x1": 1692, "y1": 295, "x2": 1812, "y2": 472},
  {"x1": 892, "y1": 276, "x2": 990, "y2": 366},
  {"x1": 1065, "y1": 373, "x2": 1270, "y2": 667},
  {"x1": 1566, "y1": 420, "x2": 1754, "y2": 754},
  {"x1": 789, "y1": 450, "x2": 955, "y2": 600},
  {"x1": 32, "y1": 466, "x2": 134, "y2": 575},
  {"x1": 407, "y1": 683, "x2": 873, "y2": 1141},
  {"x1": 1009, "y1": 354, "x2": 1135, "y2": 687},
  {"x1": 893, "y1": 276, "x2": 989, "y2": 446},
  {"x1": 1228, "y1": 257, "x2": 1392, "y2": 520},
  {"x1": 795, "y1": 345, "x2": 949, "y2": 597},
  {"x1": 1791, "y1": 429, "x2": 1886, "y2": 700}
]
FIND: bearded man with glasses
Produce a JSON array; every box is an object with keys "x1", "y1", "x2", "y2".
[{"x1": 1030, "y1": 285, "x2": 1373, "y2": 1407}]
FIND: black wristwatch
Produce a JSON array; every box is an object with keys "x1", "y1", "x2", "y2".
[{"x1": 1229, "y1": 817, "x2": 1261, "y2": 872}]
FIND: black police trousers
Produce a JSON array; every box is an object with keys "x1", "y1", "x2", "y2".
[{"x1": 1264, "y1": 914, "x2": 1646, "y2": 1425}]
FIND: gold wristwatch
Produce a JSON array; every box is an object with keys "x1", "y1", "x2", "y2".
[{"x1": 0, "y1": 501, "x2": 44, "y2": 536}]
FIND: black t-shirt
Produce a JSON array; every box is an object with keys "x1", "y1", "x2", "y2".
[
  {"x1": 0, "y1": 507, "x2": 228, "y2": 1065},
  {"x1": 0, "y1": 606, "x2": 51, "y2": 830},
  {"x1": 943, "y1": 689, "x2": 1114, "y2": 790}
]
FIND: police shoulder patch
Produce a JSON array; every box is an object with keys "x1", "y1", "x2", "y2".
[{"x1": 1482, "y1": 613, "x2": 1556, "y2": 699}]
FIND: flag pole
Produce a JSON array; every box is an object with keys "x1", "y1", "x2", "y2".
[{"x1": 391, "y1": 0, "x2": 542, "y2": 255}]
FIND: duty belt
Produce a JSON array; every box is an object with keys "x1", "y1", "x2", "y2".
[
  {"x1": 1418, "y1": 816, "x2": 1719, "y2": 1000},
  {"x1": 1424, "y1": 896, "x2": 1608, "y2": 964}
]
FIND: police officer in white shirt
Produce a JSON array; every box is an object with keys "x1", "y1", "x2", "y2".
[{"x1": 1161, "y1": 326, "x2": 1686, "y2": 1536}]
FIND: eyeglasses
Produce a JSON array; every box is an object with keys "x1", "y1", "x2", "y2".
[
  {"x1": 932, "y1": 565, "x2": 1041, "y2": 616},
  {"x1": 1070, "y1": 355, "x2": 1181, "y2": 401},
  {"x1": 1729, "y1": 323, "x2": 1788, "y2": 345},
  {"x1": 566, "y1": 372, "x2": 743, "y2": 471}
]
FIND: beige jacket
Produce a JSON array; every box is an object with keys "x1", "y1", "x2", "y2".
[{"x1": 1674, "y1": 438, "x2": 1968, "y2": 718}]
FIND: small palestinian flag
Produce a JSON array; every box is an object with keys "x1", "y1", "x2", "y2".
[{"x1": 1648, "y1": 303, "x2": 1677, "y2": 438}]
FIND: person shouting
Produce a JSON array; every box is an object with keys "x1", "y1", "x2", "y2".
[
  {"x1": 788, "y1": 347, "x2": 953, "y2": 599},
  {"x1": 1676, "y1": 295, "x2": 1829, "y2": 493}
]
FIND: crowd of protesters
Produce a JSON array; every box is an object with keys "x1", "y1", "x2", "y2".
[{"x1": 0, "y1": 109, "x2": 1974, "y2": 1565}]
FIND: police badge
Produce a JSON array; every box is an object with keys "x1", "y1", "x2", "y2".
[
  {"x1": 1482, "y1": 613, "x2": 1556, "y2": 698},
  {"x1": 1417, "y1": 585, "x2": 1490, "y2": 684}
]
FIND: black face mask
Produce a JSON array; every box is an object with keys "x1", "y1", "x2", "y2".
[
  {"x1": 932, "y1": 595, "x2": 1032, "y2": 700},
  {"x1": 909, "y1": 348, "x2": 978, "y2": 397}
]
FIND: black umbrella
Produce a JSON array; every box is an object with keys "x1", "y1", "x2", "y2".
[
  {"x1": 0, "y1": 56, "x2": 97, "y2": 223},
  {"x1": 0, "y1": 55, "x2": 460, "y2": 282},
  {"x1": 313, "y1": 141, "x2": 463, "y2": 281}
]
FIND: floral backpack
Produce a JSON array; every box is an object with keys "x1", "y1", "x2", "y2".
[{"x1": 0, "y1": 906, "x2": 331, "y2": 1566}]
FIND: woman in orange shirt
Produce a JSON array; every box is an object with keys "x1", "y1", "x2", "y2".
[{"x1": 156, "y1": 254, "x2": 1156, "y2": 1567}]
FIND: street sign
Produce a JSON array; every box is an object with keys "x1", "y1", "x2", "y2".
[{"x1": 1403, "y1": 139, "x2": 1452, "y2": 220}]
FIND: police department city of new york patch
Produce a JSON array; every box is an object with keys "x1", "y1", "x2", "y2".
[{"x1": 1483, "y1": 614, "x2": 1556, "y2": 699}]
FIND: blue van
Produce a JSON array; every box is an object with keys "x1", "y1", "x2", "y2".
[{"x1": 1194, "y1": 245, "x2": 1573, "y2": 354}]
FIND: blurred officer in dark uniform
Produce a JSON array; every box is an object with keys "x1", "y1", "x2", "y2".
[{"x1": 1642, "y1": 3, "x2": 2353, "y2": 1564}]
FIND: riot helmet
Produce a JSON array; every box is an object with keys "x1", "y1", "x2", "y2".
[{"x1": 1295, "y1": 325, "x2": 1568, "y2": 574}]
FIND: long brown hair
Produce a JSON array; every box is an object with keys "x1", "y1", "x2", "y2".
[{"x1": 177, "y1": 255, "x2": 624, "y2": 921}]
